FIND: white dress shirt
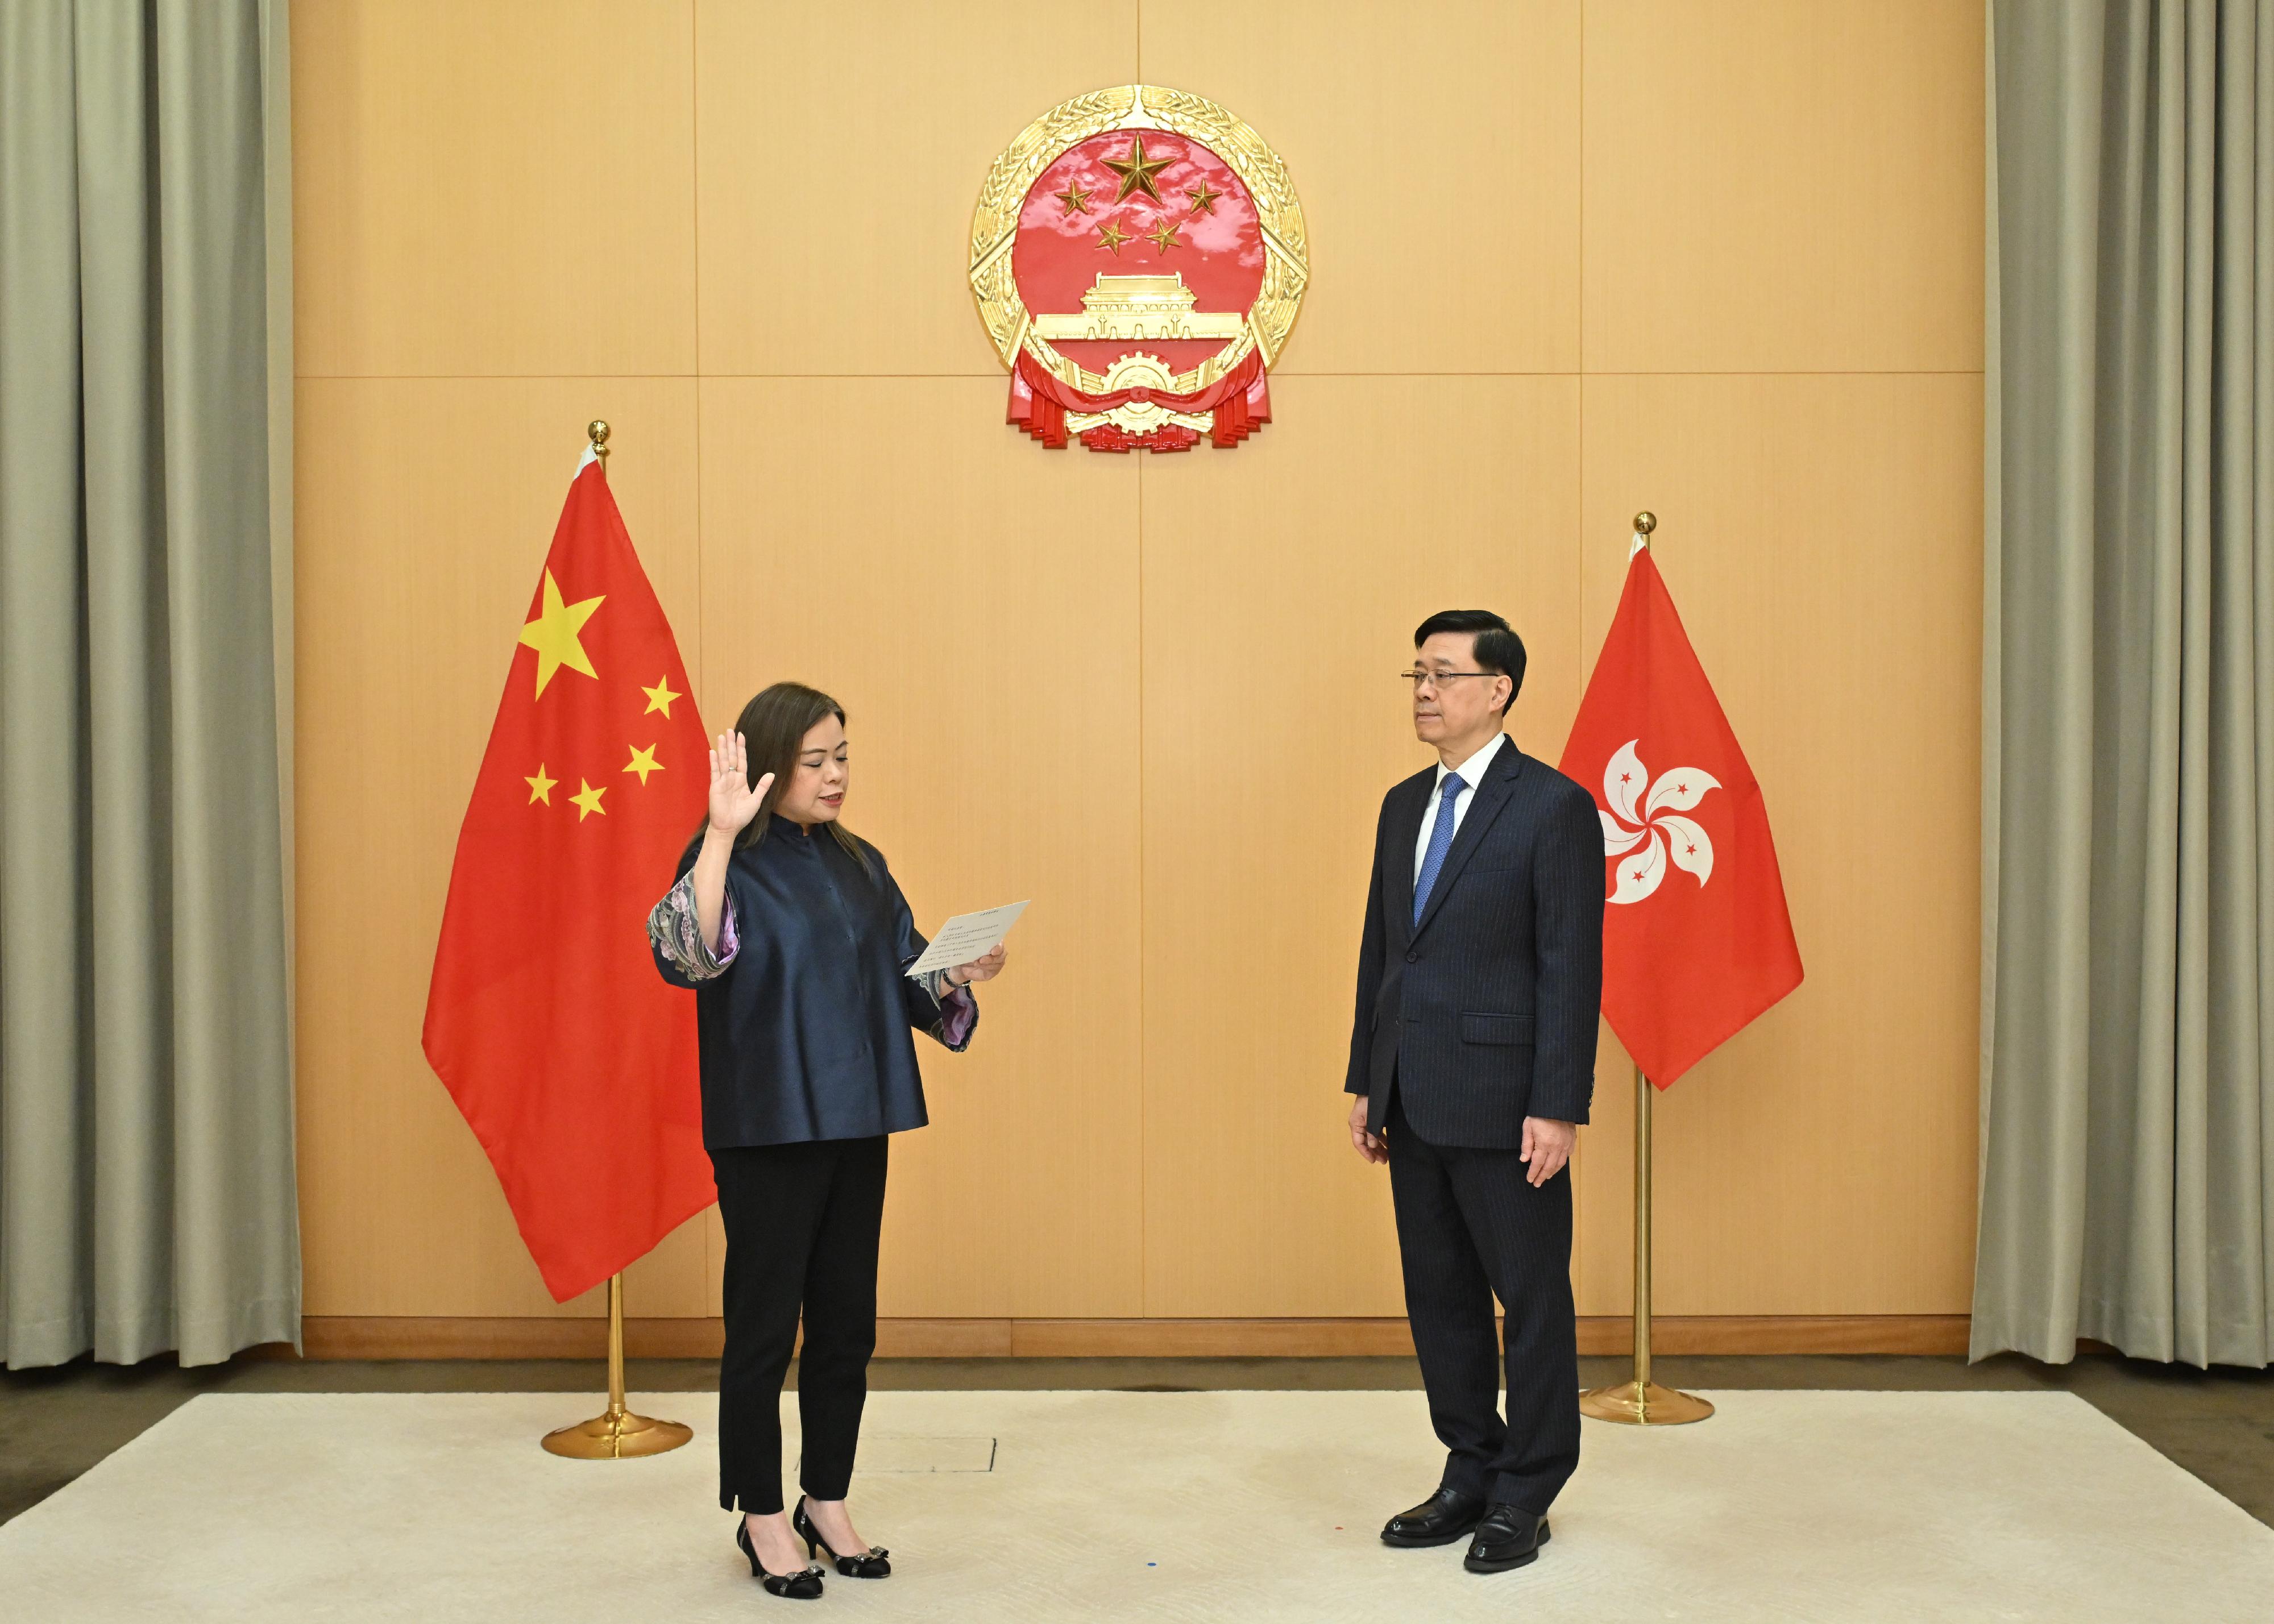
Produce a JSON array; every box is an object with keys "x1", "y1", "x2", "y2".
[{"x1": 1413, "y1": 733, "x2": 1509, "y2": 881}]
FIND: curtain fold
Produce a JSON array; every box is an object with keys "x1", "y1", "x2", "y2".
[
  {"x1": 0, "y1": 0, "x2": 298, "y2": 1367},
  {"x1": 1978, "y1": 0, "x2": 2274, "y2": 1369}
]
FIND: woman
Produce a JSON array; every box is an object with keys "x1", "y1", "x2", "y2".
[{"x1": 648, "y1": 682, "x2": 1006, "y2": 1600}]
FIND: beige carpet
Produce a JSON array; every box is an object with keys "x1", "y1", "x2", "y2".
[{"x1": 3, "y1": 1389, "x2": 2270, "y2": 1621}]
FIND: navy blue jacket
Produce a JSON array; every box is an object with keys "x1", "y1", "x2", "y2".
[
  {"x1": 1345, "y1": 738, "x2": 1604, "y2": 1145},
  {"x1": 654, "y1": 817, "x2": 970, "y2": 1149}
]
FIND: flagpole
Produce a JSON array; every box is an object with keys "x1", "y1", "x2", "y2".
[
  {"x1": 540, "y1": 420, "x2": 693, "y2": 1462},
  {"x1": 542, "y1": 1272, "x2": 692, "y2": 1458},
  {"x1": 1579, "y1": 512, "x2": 1713, "y2": 1428}
]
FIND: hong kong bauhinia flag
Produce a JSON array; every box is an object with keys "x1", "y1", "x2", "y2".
[
  {"x1": 422, "y1": 448, "x2": 716, "y2": 1301},
  {"x1": 1558, "y1": 543, "x2": 1804, "y2": 1087}
]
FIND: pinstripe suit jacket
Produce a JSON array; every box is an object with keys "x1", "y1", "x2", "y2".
[{"x1": 1344, "y1": 736, "x2": 1604, "y2": 1147}]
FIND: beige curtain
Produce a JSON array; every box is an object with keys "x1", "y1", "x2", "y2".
[
  {"x1": 1977, "y1": 0, "x2": 2274, "y2": 1367},
  {"x1": 0, "y1": 0, "x2": 298, "y2": 1367}
]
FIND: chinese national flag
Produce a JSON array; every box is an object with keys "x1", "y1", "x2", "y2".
[
  {"x1": 1558, "y1": 546, "x2": 1804, "y2": 1088},
  {"x1": 422, "y1": 452, "x2": 716, "y2": 1301}
]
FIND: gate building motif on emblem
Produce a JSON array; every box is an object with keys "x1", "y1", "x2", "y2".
[{"x1": 969, "y1": 85, "x2": 1309, "y2": 452}]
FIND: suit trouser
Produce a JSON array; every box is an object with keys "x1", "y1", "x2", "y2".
[
  {"x1": 1387, "y1": 1091, "x2": 1580, "y2": 1514},
  {"x1": 709, "y1": 1135, "x2": 888, "y2": 1514}
]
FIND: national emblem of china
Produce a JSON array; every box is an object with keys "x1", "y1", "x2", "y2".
[{"x1": 969, "y1": 85, "x2": 1308, "y2": 452}]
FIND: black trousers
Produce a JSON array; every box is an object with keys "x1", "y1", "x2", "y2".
[
  {"x1": 709, "y1": 1135, "x2": 888, "y2": 1514},
  {"x1": 1387, "y1": 1091, "x2": 1579, "y2": 1514}
]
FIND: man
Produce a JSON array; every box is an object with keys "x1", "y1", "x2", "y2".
[{"x1": 1346, "y1": 608, "x2": 1604, "y2": 1575}]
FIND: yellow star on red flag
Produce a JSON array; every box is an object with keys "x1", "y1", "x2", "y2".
[
  {"x1": 640, "y1": 676, "x2": 680, "y2": 717},
  {"x1": 525, "y1": 764, "x2": 557, "y2": 804},
  {"x1": 570, "y1": 779, "x2": 606, "y2": 820},
  {"x1": 623, "y1": 744, "x2": 663, "y2": 785},
  {"x1": 518, "y1": 570, "x2": 604, "y2": 698}
]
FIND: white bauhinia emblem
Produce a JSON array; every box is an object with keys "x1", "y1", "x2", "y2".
[{"x1": 1599, "y1": 740, "x2": 1720, "y2": 905}]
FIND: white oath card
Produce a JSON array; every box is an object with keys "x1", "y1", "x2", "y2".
[{"x1": 903, "y1": 900, "x2": 1030, "y2": 978}]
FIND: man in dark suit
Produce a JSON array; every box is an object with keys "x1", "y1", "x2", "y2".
[{"x1": 1346, "y1": 608, "x2": 1604, "y2": 1575}]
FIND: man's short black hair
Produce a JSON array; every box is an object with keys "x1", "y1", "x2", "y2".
[{"x1": 1413, "y1": 609, "x2": 1526, "y2": 716}]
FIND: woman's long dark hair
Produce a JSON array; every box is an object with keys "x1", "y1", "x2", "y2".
[{"x1": 691, "y1": 682, "x2": 874, "y2": 877}]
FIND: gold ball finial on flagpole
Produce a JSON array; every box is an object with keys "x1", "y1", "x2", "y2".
[
  {"x1": 587, "y1": 420, "x2": 611, "y2": 468},
  {"x1": 1634, "y1": 510, "x2": 1655, "y2": 537}
]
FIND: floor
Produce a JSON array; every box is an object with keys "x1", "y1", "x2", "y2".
[
  {"x1": 7, "y1": 1384, "x2": 2273, "y2": 1622},
  {"x1": 5, "y1": 1348, "x2": 2271, "y2": 1530}
]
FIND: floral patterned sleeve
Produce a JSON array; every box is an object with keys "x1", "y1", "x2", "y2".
[
  {"x1": 646, "y1": 871, "x2": 740, "y2": 982},
  {"x1": 918, "y1": 970, "x2": 978, "y2": 1050}
]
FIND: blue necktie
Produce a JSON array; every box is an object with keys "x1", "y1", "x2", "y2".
[{"x1": 1413, "y1": 772, "x2": 1467, "y2": 924}]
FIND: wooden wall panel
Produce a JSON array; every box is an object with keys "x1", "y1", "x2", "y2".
[
  {"x1": 1581, "y1": 0, "x2": 1984, "y2": 373},
  {"x1": 695, "y1": 377, "x2": 1146, "y2": 1319},
  {"x1": 1142, "y1": 0, "x2": 1582, "y2": 375},
  {"x1": 1574, "y1": 373, "x2": 1983, "y2": 1315},
  {"x1": 293, "y1": 379, "x2": 709, "y2": 1316},
  {"x1": 694, "y1": 1, "x2": 1138, "y2": 377},
  {"x1": 1137, "y1": 376, "x2": 1583, "y2": 1316},
  {"x1": 290, "y1": 2, "x2": 1986, "y2": 1332},
  {"x1": 292, "y1": 0, "x2": 698, "y2": 379}
]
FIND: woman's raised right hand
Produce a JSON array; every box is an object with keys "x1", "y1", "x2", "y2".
[{"x1": 708, "y1": 732, "x2": 773, "y2": 835}]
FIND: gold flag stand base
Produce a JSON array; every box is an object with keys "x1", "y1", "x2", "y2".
[
  {"x1": 542, "y1": 1272, "x2": 692, "y2": 1459},
  {"x1": 1578, "y1": 1379, "x2": 1714, "y2": 1427},
  {"x1": 542, "y1": 1403, "x2": 694, "y2": 1460}
]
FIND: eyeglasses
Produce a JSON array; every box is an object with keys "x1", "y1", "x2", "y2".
[{"x1": 1399, "y1": 669, "x2": 1495, "y2": 691}]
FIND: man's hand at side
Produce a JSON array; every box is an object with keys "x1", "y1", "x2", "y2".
[
  {"x1": 1520, "y1": 1117, "x2": 1575, "y2": 1186},
  {"x1": 1349, "y1": 1094, "x2": 1388, "y2": 1165}
]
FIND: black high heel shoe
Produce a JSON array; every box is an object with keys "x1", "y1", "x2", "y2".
[
  {"x1": 794, "y1": 1496, "x2": 892, "y2": 1579},
  {"x1": 736, "y1": 1518, "x2": 824, "y2": 1600}
]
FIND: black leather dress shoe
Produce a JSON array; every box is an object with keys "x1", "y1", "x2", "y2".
[
  {"x1": 1464, "y1": 1503, "x2": 1551, "y2": 1573},
  {"x1": 1379, "y1": 1486, "x2": 1489, "y2": 1547}
]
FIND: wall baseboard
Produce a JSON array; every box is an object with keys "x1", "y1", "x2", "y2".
[{"x1": 281, "y1": 1314, "x2": 1970, "y2": 1361}]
